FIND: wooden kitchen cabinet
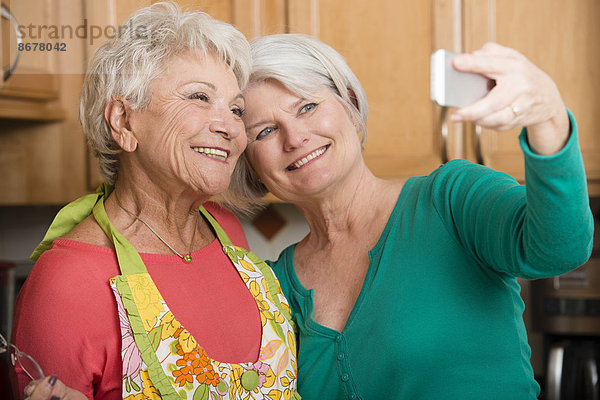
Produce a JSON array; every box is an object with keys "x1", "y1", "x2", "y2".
[
  {"x1": 461, "y1": 0, "x2": 600, "y2": 195},
  {"x1": 0, "y1": 0, "x2": 88, "y2": 205},
  {"x1": 0, "y1": 0, "x2": 65, "y2": 120},
  {"x1": 5, "y1": 0, "x2": 598, "y2": 204}
]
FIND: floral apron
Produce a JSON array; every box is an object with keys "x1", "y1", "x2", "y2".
[{"x1": 88, "y1": 194, "x2": 300, "y2": 400}]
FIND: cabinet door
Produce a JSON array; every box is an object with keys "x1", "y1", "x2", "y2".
[
  {"x1": 288, "y1": 0, "x2": 443, "y2": 179},
  {"x1": 0, "y1": 0, "x2": 64, "y2": 119},
  {"x1": 1, "y1": 0, "x2": 58, "y2": 97},
  {"x1": 463, "y1": 0, "x2": 600, "y2": 194},
  {"x1": 0, "y1": 0, "x2": 87, "y2": 204}
]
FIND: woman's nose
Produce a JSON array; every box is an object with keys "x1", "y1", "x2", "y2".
[
  {"x1": 283, "y1": 126, "x2": 310, "y2": 151},
  {"x1": 209, "y1": 108, "x2": 242, "y2": 139}
]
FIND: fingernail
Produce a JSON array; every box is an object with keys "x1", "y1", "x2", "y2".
[{"x1": 48, "y1": 375, "x2": 58, "y2": 386}]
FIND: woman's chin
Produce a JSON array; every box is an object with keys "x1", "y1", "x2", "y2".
[
  {"x1": 273, "y1": 179, "x2": 334, "y2": 202},
  {"x1": 189, "y1": 179, "x2": 231, "y2": 200}
]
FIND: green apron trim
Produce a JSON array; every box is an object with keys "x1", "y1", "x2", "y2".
[
  {"x1": 198, "y1": 206, "x2": 233, "y2": 247},
  {"x1": 246, "y1": 251, "x2": 294, "y2": 324},
  {"x1": 92, "y1": 195, "x2": 146, "y2": 275},
  {"x1": 30, "y1": 182, "x2": 113, "y2": 261},
  {"x1": 87, "y1": 198, "x2": 177, "y2": 397},
  {"x1": 113, "y1": 275, "x2": 179, "y2": 400}
]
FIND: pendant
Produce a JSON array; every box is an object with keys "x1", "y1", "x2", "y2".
[{"x1": 182, "y1": 254, "x2": 192, "y2": 263}]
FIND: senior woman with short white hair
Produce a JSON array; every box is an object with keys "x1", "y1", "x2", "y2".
[
  {"x1": 240, "y1": 34, "x2": 594, "y2": 399},
  {"x1": 12, "y1": 3, "x2": 299, "y2": 400}
]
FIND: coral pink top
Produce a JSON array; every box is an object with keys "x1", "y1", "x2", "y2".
[{"x1": 12, "y1": 203, "x2": 260, "y2": 399}]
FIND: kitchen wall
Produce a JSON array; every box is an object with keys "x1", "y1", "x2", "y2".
[{"x1": 241, "y1": 203, "x2": 310, "y2": 262}]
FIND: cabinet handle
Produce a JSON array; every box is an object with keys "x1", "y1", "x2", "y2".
[
  {"x1": 474, "y1": 124, "x2": 484, "y2": 164},
  {"x1": 1, "y1": 4, "x2": 22, "y2": 81},
  {"x1": 440, "y1": 107, "x2": 449, "y2": 163},
  {"x1": 546, "y1": 343, "x2": 565, "y2": 400},
  {"x1": 585, "y1": 358, "x2": 599, "y2": 400}
]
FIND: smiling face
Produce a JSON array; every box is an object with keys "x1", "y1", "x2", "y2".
[
  {"x1": 124, "y1": 51, "x2": 247, "y2": 197},
  {"x1": 242, "y1": 80, "x2": 363, "y2": 201}
]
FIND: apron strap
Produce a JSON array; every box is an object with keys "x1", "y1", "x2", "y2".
[
  {"x1": 30, "y1": 183, "x2": 113, "y2": 261},
  {"x1": 245, "y1": 251, "x2": 295, "y2": 326},
  {"x1": 92, "y1": 194, "x2": 147, "y2": 275},
  {"x1": 198, "y1": 205, "x2": 234, "y2": 247}
]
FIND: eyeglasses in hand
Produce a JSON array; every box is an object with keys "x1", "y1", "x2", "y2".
[{"x1": 0, "y1": 332, "x2": 45, "y2": 381}]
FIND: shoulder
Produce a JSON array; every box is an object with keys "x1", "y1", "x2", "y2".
[
  {"x1": 14, "y1": 239, "x2": 120, "y2": 350},
  {"x1": 204, "y1": 202, "x2": 249, "y2": 248},
  {"x1": 62, "y1": 214, "x2": 114, "y2": 248},
  {"x1": 408, "y1": 159, "x2": 519, "y2": 199},
  {"x1": 429, "y1": 159, "x2": 516, "y2": 184},
  {"x1": 27, "y1": 238, "x2": 120, "y2": 294},
  {"x1": 15, "y1": 238, "x2": 120, "y2": 328},
  {"x1": 23, "y1": 236, "x2": 120, "y2": 310}
]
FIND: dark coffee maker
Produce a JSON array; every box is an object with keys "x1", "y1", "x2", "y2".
[{"x1": 532, "y1": 258, "x2": 600, "y2": 400}]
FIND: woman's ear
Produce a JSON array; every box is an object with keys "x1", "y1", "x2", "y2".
[{"x1": 105, "y1": 98, "x2": 138, "y2": 152}]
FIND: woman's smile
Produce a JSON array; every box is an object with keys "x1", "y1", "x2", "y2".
[
  {"x1": 191, "y1": 146, "x2": 231, "y2": 163},
  {"x1": 286, "y1": 144, "x2": 330, "y2": 171}
]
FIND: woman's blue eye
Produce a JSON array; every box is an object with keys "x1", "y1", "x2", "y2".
[
  {"x1": 300, "y1": 103, "x2": 318, "y2": 113},
  {"x1": 256, "y1": 127, "x2": 275, "y2": 140},
  {"x1": 189, "y1": 92, "x2": 209, "y2": 101}
]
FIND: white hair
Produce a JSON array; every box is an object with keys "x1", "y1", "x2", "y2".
[{"x1": 79, "y1": 1, "x2": 251, "y2": 186}]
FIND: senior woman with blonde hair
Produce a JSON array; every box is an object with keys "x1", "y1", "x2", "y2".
[
  {"x1": 12, "y1": 4, "x2": 299, "y2": 400},
  {"x1": 240, "y1": 34, "x2": 594, "y2": 399}
]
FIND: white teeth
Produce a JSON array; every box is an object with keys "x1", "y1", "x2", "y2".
[
  {"x1": 192, "y1": 147, "x2": 228, "y2": 161},
  {"x1": 289, "y1": 146, "x2": 327, "y2": 170}
]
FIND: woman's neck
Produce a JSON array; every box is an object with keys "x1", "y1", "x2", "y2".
[
  {"x1": 103, "y1": 169, "x2": 211, "y2": 254},
  {"x1": 295, "y1": 165, "x2": 401, "y2": 252}
]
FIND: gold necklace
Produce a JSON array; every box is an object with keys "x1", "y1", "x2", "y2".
[{"x1": 115, "y1": 194, "x2": 199, "y2": 263}]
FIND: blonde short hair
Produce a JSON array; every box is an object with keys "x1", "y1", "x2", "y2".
[{"x1": 79, "y1": 1, "x2": 251, "y2": 189}]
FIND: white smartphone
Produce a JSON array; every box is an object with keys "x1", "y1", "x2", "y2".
[{"x1": 430, "y1": 49, "x2": 493, "y2": 108}]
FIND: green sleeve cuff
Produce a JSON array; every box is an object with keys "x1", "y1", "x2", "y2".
[{"x1": 519, "y1": 108, "x2": 577, "y2": 161}]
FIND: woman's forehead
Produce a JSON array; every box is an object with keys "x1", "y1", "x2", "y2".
[{"x1": 149, "y1": 52, "x2": 240, "y2": 95}]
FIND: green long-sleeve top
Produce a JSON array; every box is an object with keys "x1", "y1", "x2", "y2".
[{"x1": 267, "y1": 113, "x2": 593, "y2": 400}]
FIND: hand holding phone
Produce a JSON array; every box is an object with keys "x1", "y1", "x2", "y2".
[{"x1": 430, "y1": 49, "x2": 493, "y2": 108}]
